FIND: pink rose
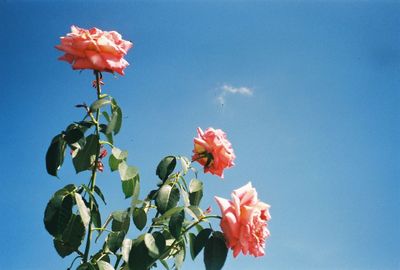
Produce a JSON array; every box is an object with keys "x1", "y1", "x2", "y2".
[
  {"x1": 56, "y1": 25, "x2": 133, "y2": 75},
  {"x1": 192, "y1": 127, "x2": 235, "y2": 178},
  {"x1": 215, "y1": 182, "x2": 271, "y2": 257}
]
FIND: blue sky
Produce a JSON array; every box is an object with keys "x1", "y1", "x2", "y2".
[{"x1": 0, "y1": 1, "x2": 399, "y2": 270}]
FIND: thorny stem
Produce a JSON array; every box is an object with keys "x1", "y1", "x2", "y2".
[
  {"x1": 83, "y1": 70, "x2": 102, "y2": 263},
  {"x1": 147, "y1": 211, "x2": 160, "y2": 234}
]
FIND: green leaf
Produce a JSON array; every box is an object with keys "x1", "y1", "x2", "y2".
[
  {"x1": 180, "y1": 185, "x2": 190, "y2": 207},
  {"x1": 94, "y1": 185, "x2": 107, "y2": 205},
  {"x1": 204, "y1": 232, "x2": 228, "y2": 270},
  {"x1": 169, "y1": 209, "x2": 184, "y2": 239},
  {"x1": 194, "y1": 223, "x2": 204, "y2": 233},
  {"x1": 66, "y1": 123, "x2": 87, "y2": 151},
  {"x1": 121, "y1": 239, "x2": 133, "y2": 263},
  {"x1": 189, "y1": 179, "x2": 203, "y2": 206},
  {"x1": 106, "y1": 100, "x2": 122, "y2": 135},
  {"x1": 99, "y1": 124, "x2": 113, "y2": 145},
  {"x1": 105, "y1": 132, "x2": 114, "y2": 145},
  {"x1": 189, "y1": 179, "x2": 203, "y2": 193},
  {"x1": 102, "y1": 111, "x2": 111, "y2": 122},
  {"x1": 106, "y1": 109, "x2": 119, "y2": 135},
  {"x1": 54, "y1": 214, "x2": 86, "y2": 258},
  {"x1": 108, "y1": 155, "x2": 121, "y2": 172},
  {"x1": 90, "y1": 98, "x2": 111, "y2": 111},
  {"x1": 147, "y1": 232, "x2": 165, "y2": 258},
  {"x1": 91, "y1": 203, "x2": 102, "y2": 229},
  {"x1": 128, "y1": 237, "x2": 153, "y2": 270},
  {"x1": 118, "y1": 162, "x2": 138, "y2": 181},
  {"x1": 112, "y1": 147, "x2": 128, "y2": 160},
  {"x1": 185, "y1": 205, "x2": 203, "y2": 221},
  {"x1": 188, "y1": 233, "x2": 196, "y2": 260},
  {"x1": 80, "y1": 184, "x2": 98, "y2": 209},
  {"x1": 144, "y1": 233, "x2": 159, "y2": 258},
  {"x1": 113, "y1": 100, "x2": 123, "y2": 135},
  {"x1": 132, "y1": 207, "x2": 147, "y2": 231},
  {"x1": 60, "y1": 214, "x2": 86, "y2": 253},
  {"x1": 97, "y1": 260, "x2": 115, "y2": 270},
  {"x1": 122, "y1": 174, "x2": 140, "y2": 199},
  {"x1": 193, "y1": 228, "x2": 212, "y2": 259},
  {"x1": 74, "y1": 193, "x2": 90, "y2": 227},
  {"x1": 72, "y1": 134, "x2": 99, "y2": 173},
  {"x1": 179, "y1": 156, "x2": 190, "y2": 175},
  {"x1": 64, "y1": 127, "x2": 84, "y2": 145},
  {"x1": 153, "y1": 232, "x2": 166, "y2": 253},
  {"x1": 45, "y1": 134, "x2": 67, "y2": 177},
  {"x1": 156, "y1": 156, "x2": 177, "y2": 181},
  {"x1": 75, "y1": 120, "x2": 94, "y2": 131},
  {"x1": 106, "y1": 231, "x2": 125, "y2": 253},
  {"x1": 53, "y1": 239, "x2": 74, "y2": 258},
  {"x1": 155, "y1": 185, "x2": 180, "y2": 214},
  {"x1": 44, "y1": 186, "x2": 74, "y2": 238},
  {"x1": 112, "y1": 210, "x2": 130, "y2": 233},
  {"x1": 55, "y1": 184, "x2": 76, "y2": 194}
]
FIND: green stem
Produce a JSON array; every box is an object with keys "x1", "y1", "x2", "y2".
[
  {"x1": 99, "y1": 140, "x2": 114, "y2": 148},
  {"x1": 95, "y1": 214, "x2": 113, "y2": 243},
  {"x1": 67, "y1": 255, "x2": 82, "y2": 270},
  {"x1": 91, "y1": 227, "x2": 113, "y2": 233},
  {"x1": 83, "y1": 70, "x2": 102, "y2": 263},
  {"x1": 147, "y1": 210, "x2": 160, "y2": 233},
  {"x1": 203, "y1": 214, "x2": 222, "y2": 220}
]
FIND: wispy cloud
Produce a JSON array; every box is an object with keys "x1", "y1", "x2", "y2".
[{"x1": 217, "y1": 84, "x2": 254, "y2": 105}]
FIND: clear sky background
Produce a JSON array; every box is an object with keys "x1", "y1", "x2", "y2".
[{"x1": 0, "y1": 1, "x2": 399, "y2": 270}]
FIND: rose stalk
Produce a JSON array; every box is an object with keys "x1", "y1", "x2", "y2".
[
  {"x1": 82, "y1": 70, "x2": 101, "y2": 262},
  {"x1": 55, "y1": 26, "x2": 133, "y2": 263}
]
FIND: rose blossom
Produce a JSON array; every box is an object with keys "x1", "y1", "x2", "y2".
[
  {"x1": 56, "y1": 25, "x2": 133, "y2": 75},
  {"x1": 192, "y1": 127, "x2": 235, "y2": 178},
  {"x1": 215, "y1": 182, "x2": 271, "y2": 257}
]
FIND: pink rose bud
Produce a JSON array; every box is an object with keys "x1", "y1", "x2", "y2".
[
  {"x1": 99, "y1": 149, "x2": 107, "y2": 159},
  {"x1": 215, "y1": 182, "x2": 271, "y2": 258},
  {"x1": 56, "y1": 25, "x2": 133, "y2": 75},
  {"x1": 192, "y1": 127, "x2": 235, "y2": 178},
  {"x1": 97, "y1": 160, "x2": 104, "y2": 172}
]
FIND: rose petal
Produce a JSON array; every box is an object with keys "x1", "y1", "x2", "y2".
[{"x1": 56, "y1": 25, "x2": 132, "y2": 75}]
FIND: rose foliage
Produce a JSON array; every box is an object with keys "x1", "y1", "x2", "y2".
[{"x1": 44, "y1": 26, "x2": 271, "y2": 270}]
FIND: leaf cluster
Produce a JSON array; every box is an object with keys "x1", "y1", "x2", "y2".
[{"x1": 44, "y1": 81, "x2": 228, "y2": 270}]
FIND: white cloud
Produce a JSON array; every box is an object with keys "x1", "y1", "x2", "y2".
[{"x1": 217, "y1": 84, "x2": 254, "y2": 105}]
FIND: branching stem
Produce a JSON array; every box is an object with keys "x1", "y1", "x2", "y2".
[{"x1": 83, "y1": 70, "x2": 102, "y2": 263}]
